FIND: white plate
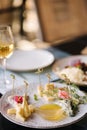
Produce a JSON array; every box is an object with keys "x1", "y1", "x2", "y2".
[
  {"x1": 52, "y1": 55, "x2": 87, "y2": 86},
  {"x1": 0, "y1": 82, "x2": 87, "y2": 129},
  {"x1": 7, "y1": 49, "x2": 54, "y2": 71}
]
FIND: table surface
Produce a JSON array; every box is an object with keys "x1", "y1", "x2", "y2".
[{"x1": 0, "y1": 47, "x2": 87, "y2": 130}]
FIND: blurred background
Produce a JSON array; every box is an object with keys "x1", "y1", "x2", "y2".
[{"x1": 0, "y1": 0, "x2": 87, "y2": 54}]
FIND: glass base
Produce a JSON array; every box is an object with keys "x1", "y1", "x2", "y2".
[
  {"x1": 0, "y1": 78, "x2": 12, "y2": 89},
  {"x1": 0, "y1": 78, "x2": 13, "y2": 94},
  {"x1": 0, "y1": 68, "x2": 13, "y2": 90},
  {"x1": 4, "y1": 79, "x2": 10, "y2": 85}
]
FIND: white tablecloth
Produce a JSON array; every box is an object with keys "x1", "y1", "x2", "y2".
[{"x1": 0, "y1": 47, "x2": 69, "y2": 94}]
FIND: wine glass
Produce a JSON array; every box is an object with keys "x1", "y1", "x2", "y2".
[{"x1": 0, "y1": 25, "x2": 14, "y2": 87}]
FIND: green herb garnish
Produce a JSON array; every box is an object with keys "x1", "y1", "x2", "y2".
[{"x1": 34, "y1": 94, "x2": 38, "y2": 101}]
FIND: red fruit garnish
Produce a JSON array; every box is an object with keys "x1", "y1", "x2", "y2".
[
  {"x1": 71, "y1": 60, "x2": 81, "y2": 67},
  {"x1": 13, "y1": 96, "x2": 23, "y2": 103},
  {"x1": 58, "y1": 90, "x2": 69, "y2": 99}
]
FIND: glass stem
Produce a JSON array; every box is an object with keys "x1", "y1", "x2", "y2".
[{"x1": 2, "y1": 58, "x2": 7, "y2": 84}]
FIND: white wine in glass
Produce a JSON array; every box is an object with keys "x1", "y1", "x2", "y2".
[{"x1": 0, "y1": 25, "x2": 14, "y2": 87}]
